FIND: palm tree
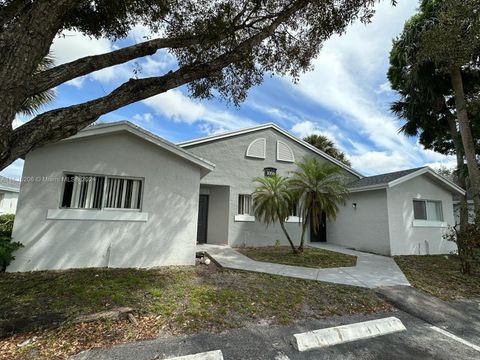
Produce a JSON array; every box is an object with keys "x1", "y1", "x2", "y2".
[
  {"x1": 303, "y1": 134, "x2": 351, "y2": 166},
  {"x1": 290, "y1": 158, "x2": 350, "y2": 252},
  {"x1": 252, "y1": 174, "x2": 298, "y2": 254},
  {"x1": 17, "y1": 55, "x2": 55, "y2": 116}
]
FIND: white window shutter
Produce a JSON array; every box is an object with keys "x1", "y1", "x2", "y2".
[
  {"x1": 277, "y1": 141, "x2": 295, "y2": 162},
  {"x1": 246, "y1": 138, "x2": 266, "y2": 159}
]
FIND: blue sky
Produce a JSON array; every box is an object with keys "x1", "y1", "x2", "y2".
[{"x1": 3, "y1": 0, "x2": 455, "y2": 180}]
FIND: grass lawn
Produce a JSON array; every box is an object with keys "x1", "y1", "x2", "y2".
[
  {"x1": 0, "y1": 264, "x2": 388, "y2": 360},
  {"x1": 395, "y1": 254, "x2": 480, "y2": 301},
  {"x1": 236, "y1": 246, "x2": 357, "y2": 268}
]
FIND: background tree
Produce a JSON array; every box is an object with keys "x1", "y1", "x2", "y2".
[
  {"x1": 289, "y1": 158, "x2": 349, "y2": 252},
  {"x1": 0, "y1": 0, "x2": 382, "y2": 171},
  {"x1": 303, "y1": 134, "x2": 352, "y2": 166},
  {"x1": 252, "y1": 174, "x2": 298, "y2": 254},
  {"x1": 388, "y1": 0, "x2": 480, "y2": 225},
  {"x1": 415, "y1": 0, "x2": 480, "y2": 211}
]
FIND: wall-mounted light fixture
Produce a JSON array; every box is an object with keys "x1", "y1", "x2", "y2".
[{"x1": 352, "y1": 203, "x2": 357, "y2": 210}]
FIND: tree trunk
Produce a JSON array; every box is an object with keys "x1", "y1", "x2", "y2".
[
  {"x1": 446, "y1": 112, "x2": 468, "y2": 229},
  {"x1": 298, "y1": 212, "x2": 309, "y2": 253},
  {"x1": 450, "y1": 66, "x2": 480, "y2": 213},
  {"x1": 278, "y1": 214, "x2": 297, "y2": 254}
]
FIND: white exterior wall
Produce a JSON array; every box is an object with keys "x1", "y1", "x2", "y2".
[
  {"x1": 184, "y1": 128, "x2": 358, "y2": 247},
  {"x1": 8, "y1": 131, "x2": 202, "y2": 272},
  {"x1": 0, "y1": 191, "x2": 18, "y2": 214},
  {"x1": 386, "y1": 175, "x2": 457, "y2": 255},
  {"x1": 327, "y1": 190, "x2": 391, "y2": 255}
]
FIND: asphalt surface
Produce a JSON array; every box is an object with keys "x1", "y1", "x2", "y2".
[
  {"x1": 376, "y1": 285, "x2": 480, "y2": 345},
  {"x1": 71, "y1": 308, "x2": 480, "y2": 360}
]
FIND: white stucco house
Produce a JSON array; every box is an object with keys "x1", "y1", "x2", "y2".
[
  {"x1": 0, "y1": 175, "x2": 20, "y2": 214},
  {"x1": 8, "y1": 121, "x2": 465, "y2": 272}
]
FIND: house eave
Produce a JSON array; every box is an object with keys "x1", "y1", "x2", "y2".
[{"x1": 66, "y1": 121, "x2": 215, "y2": 175}]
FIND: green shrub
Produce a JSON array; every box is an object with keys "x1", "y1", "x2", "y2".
[
  {"x1": 0, "y1": 214, "x2": 15, "y2": 237},
  {"x1": 0, "y1": 214, "x2": 22, "y2": 271}
]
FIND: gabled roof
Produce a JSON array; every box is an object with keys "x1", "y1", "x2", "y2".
[
  {"x1": 178, "y1": 123, "x2": 363, "y2": 178},
  {"x1": 348, "y1": 166, "x2": 465, "y2": 195},
  {"x1": 0, "y1": 175, "x2": 20, "y2": 192},
  {"x1": 68, "y1": 121, "x2": 215, "y2": 176}
]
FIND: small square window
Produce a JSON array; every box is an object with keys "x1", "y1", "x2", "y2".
[
  {"x1": 238, "y1": 194, "x2": 253, "y2": 215},
  {"x1": 413, "y1": 200, "x2": 443, "y2": 221}
]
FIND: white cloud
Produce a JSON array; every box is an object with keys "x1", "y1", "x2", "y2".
[
  {"x1": 376, "y1": 81, "x2": 393, "y2": 94},
  {"x1": 290, "y1": 120, "x2": 343, "y2": 145},
  {"x1": 132, "y1": 113, "x2": 154, "y2": 124},
  {"x1": 143, "y1": 90, "x2": 205, "y2": 123},
  {"x1": 142, "y1": 89, "x2": 256, "y2": 131},
  {"x1": 65, "y1": 77, "x2": 85, "y2": 88},
  {"x1": 350, "y1": 151, "x2": 410, "y2": 175},
  {"x1": 281, "y1": 0, "x2": 452, "y2": 174},
  {"x1": 51, "y1": 31, "x2": 134, "y2": 86},
  {"x1": 51, "y1": 31, "x2": 113, "y2": 65}
]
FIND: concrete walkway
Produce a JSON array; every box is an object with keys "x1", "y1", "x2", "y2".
[{"x1": 197, "y1": 243, "x2": 410, "y2": 289}]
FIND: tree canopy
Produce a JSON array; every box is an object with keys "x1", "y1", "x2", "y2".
[
  {"x1": 0, "y1": 0, "x2": 382, "y2": 171},
  {"x1": 303, "y1": 134, "x2": 351, "y2": 166},
  {"x1": 388, "y1": 0, "x2": 480, "y2": 156},
  {"x1": 388, "y1": 0, "x2": 480, "y2": 214}
]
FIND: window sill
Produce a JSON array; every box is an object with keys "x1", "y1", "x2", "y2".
[
  {"x1": 234, "y1": 214, "x2": 255, "y2": 222},
  {"x1": 47, "y1": 209, "x2": 148, "y2": 222},
  {"x1": 412, "y1": 220, "x2": 447, "y2": 228},
  {"x1": 286, "y1": 216, "x2": 302, "y2": 223}
]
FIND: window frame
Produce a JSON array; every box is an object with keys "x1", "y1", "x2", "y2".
[
  {"x1": 60, "y1": 172, "x2": 144, "y2": 212},
  {"x1": 412, "y1": 199, "x2": 444, "y2": 222},
  {"x1": 235, "y1": 194, "x2": 255, "y2": 222}
]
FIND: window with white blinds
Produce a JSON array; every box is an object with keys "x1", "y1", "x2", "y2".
[
  {"x1": 238, "y1": 194, "x2": 253, "y2": 215},
  {"x1": 105, "y1": 177, "x2": 142, "y2": 209},
  {"x1": 61, "y1": 174, "x2": 142, "y2": 210}
]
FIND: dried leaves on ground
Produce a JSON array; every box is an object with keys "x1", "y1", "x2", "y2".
[{"x1": 0, "y1": 264, "x2": 389, "y2": 359}]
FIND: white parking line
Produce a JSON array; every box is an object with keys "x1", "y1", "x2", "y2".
[
  {"x1": 430, "y1": 326, "x2": 480, "y2": 353},
  {"x1": 165, "y1": 350, "x2": 224, "y2": 360},
  {"x1": 294, "y1": 317, "x2": 406, "y2": 352}
]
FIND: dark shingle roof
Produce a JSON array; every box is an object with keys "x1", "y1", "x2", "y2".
[
  {"x1": 0, "y1": 175, "x2": 20, "y2": 191},
  {"x1": 348, "y1": 167, "x2": 426, "y2": 190}
]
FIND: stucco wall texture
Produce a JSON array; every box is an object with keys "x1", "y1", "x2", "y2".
[
  {"x1": 184, "y1": 128, "x2": 358, "y2": 247},
  {"x1": 8, "y1": 132, "x2": 202, "y2": 271}
]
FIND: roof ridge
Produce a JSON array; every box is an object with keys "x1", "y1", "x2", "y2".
[{"x1": 177, "y1": 122, "x2": 363, "y2": 178}]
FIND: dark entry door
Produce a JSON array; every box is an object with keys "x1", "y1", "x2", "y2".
[
  {"x1": 197, "y1": 195, "x2": 209, "y2": 244},
  {"x1": 310, "y1": 212, "x2": 326, "y2": 242}
]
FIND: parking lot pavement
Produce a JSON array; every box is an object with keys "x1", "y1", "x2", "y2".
[{"x1": 71, "y1": 310, "x2": 480, "y2": 360}]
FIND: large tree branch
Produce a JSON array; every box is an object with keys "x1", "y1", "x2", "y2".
[
  {"x1": 5, "y1": 0, "x2": 309, "y2": 169},
  {"x1": 28, "y1": 5, "x2": 286, "y2": 98},
  {"x1": 0, "y1": 0, "x2": 76, "y2": 145},
  {"x1": 0, "y1": 0, "x2": 31, "y2": 24},
  {"x1": 28, "y1": 34, "x2": 221, "y2": 97}
]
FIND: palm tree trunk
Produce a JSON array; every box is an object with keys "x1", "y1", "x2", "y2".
[
  {"x1": 446, "y1": 112, "x2": 468, "y2": 229},
  {"x1": 278, "y1": 216, "x2": 298, "y2": 254},
  {"x1": 298, "y1": 212, "x2": 309, "y2": 253},
  {"x1": 450, "y1": 66, "x2": 480, "y2": 214}
]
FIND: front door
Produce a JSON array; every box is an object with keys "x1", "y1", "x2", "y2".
[
  {"x1": 197, "y1": 195, "x2": 209, "y2": 244},
  {"x1": 310, "y1": 212, "x2": 326, "y2": 242}
]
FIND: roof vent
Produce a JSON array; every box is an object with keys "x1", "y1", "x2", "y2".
[
  {"x1": 246, "y1": 138, "x2": 266, "y2": 159},
  {"x1": 277, "y1": 140, "x2": 295, "y2": 162}
]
